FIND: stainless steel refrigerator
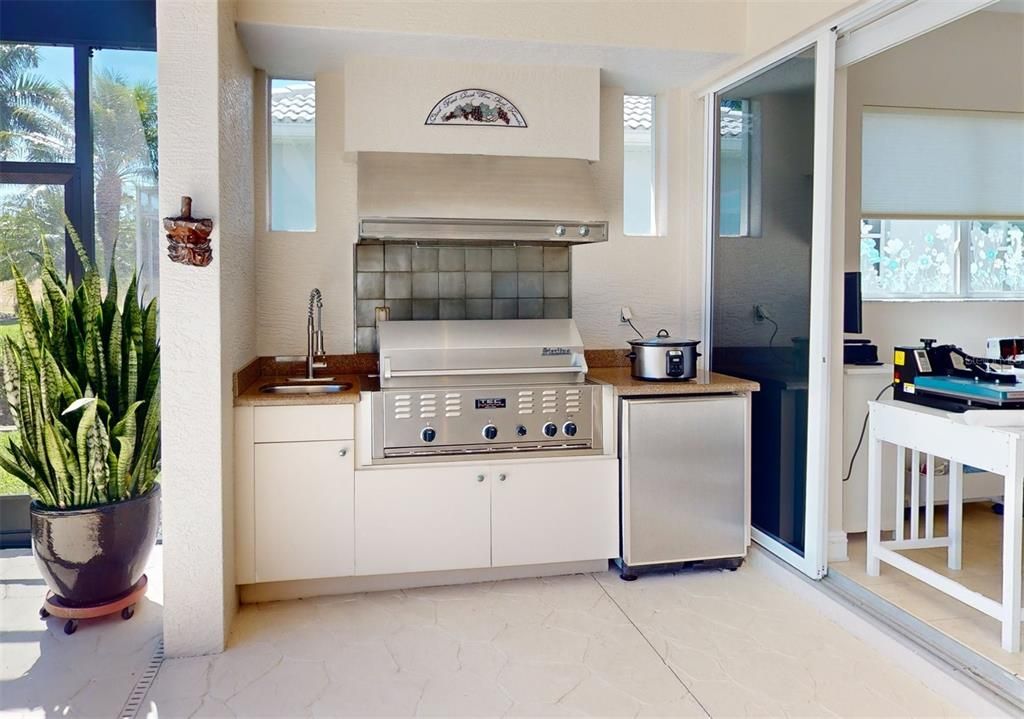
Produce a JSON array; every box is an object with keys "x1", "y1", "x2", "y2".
[{"x1": 619, "y1": 395, "x2": 747, "y2": 576}]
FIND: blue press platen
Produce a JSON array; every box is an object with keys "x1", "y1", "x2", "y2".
[{"x1": 915, "y1": 375, "x2": 1024, "y2": 403}]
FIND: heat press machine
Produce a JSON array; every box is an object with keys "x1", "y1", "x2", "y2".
[{"x1": 893, "y1": 339, "x2": 1024, "y2": 412}]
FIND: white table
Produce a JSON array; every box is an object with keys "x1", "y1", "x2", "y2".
[{"x1": 866, "y1": 399, "x2": 1024, "y2": 652}]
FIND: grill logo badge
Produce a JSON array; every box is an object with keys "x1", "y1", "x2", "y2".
[{"x1": 542, "y1": 347, "x2": 571, "y2": 356}]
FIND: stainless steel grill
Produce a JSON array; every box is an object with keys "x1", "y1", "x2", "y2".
[{"x1": 369, "y1": 320, "x2": 602, "y2": 460}]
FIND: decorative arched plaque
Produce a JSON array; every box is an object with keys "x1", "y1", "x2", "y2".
[{"x1": 425, "y1": 89, "x2": 527, "y2": 127}]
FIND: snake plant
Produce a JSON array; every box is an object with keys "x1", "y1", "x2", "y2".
[{"x1": 0, "y1": 224, "x2": 159, "y2": 509}]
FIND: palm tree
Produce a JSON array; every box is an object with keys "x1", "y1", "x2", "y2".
[
  {"x1": 0, "y1": 48, "x2": 159, "y2": 289},
  {"x1": 91, "y1": 68, "x2": 158, "y2": 280},
  {"x1": 0, "y1": 44, "x2": 73, "y2": 162}
]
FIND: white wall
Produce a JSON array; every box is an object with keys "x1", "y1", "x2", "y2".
[
  {"x1": 844, "y1": 9, "x2": 1024, "y2": 352},
  {"x1": 244, "y1": 0, "x2": 870, "y2": 356},
  {"x1": 255, "y1": 70, "x2": 358, "y2": 357},
  {"x1": 357, "y1": 153, "x2": 604, "y2": 220},
  {"x1": 237, "y1": 0, "x2": 748, "y2": 55},
  {"x1": 216, "y1": 0, "x2": 257, "y2": 644},
  {"x1": 344, "y1": 57, "x2": 600, "y2": 160},
  {"x1": 573, "y1": 87, "x2": 697, "y2": 347},
  {"x1": 255, "y1": 82, "x2": 700, "y2": 354},
  {"x1": 158, "y1": 0, "x2": 256, "y2": 657}
]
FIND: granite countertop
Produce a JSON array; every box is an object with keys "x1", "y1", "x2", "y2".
[
  {"x1": 234, "y1": 374, "x2": 377, "y2": 406},
  {"x1": 586, "y1": 367, "x2": 760, "y2": 396}
]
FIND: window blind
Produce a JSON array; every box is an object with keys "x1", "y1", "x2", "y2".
[{"x1": 861, "y1": 106, "x2": 1024, "y2": 218}]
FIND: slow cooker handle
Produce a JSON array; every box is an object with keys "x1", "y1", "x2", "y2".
[{"x1": 657, "y1": 329, "x2": 670, "y2": 338}]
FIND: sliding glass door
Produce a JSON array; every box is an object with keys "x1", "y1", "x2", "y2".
[{"x1": 706, "y1": 31, "x2": 835, "y2": 578}]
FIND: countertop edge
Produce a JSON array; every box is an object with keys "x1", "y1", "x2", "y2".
[
  {"x1": 233, "y1": 374, "x2": 370, "y2": 406},
  {"x1": 586, "y1": 368, "x2": 760, "y2": 396}
]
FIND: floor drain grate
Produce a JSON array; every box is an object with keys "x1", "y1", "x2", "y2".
[{"x1": 120, "y1": 637, "x2": 164, "y2": 719}]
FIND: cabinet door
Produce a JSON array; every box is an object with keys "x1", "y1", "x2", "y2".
[
  {"x1": 491, "y1": 458, "x2": 618, "y2": 567},
  {"x1": 254, "y1": 441, "x2": 354, "y2": 582},
  {"x1": 355, "y1": 466, "x2": 491, "y2": 575}
]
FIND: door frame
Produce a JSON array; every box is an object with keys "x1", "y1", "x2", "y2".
[
  {"x1": 699, "y1": 0, "x2": 1003, "y2": 579},
  {"x1": 701, "y1": 27, "x2": 837, "y2": 579}
]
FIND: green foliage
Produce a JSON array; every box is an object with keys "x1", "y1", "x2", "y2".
[{"x1": 0, "y1": 223, "x2": 160, "y2": 509}]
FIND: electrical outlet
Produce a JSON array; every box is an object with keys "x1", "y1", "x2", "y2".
[
  {"x1": 620, "y1": 306, "x2": 633, "y2": 324},
  {"x1": 753, "y1": 304, "x2": 770, "y2": 323}
]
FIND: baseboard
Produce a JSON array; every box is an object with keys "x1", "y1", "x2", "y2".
[{"x1": 238, "y1": 558, "x2": 610, "y2": 604}]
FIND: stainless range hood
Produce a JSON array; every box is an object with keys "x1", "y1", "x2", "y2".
[{"x1": 359, "y1": 217, "x2": 608, "y2": 246}]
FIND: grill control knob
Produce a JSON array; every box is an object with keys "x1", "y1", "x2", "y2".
[
  {"x1": 421, "y1": 427, "x2": 436, "y2": 443},
  {"x1": 563, "y1": 422, "x2": 578, "y2": 437},
  {"x1": 483, "y1": 424, "x2": 498, "y2": 440},
  {"x1": 515, "y1": 424, "x2": 528, "y2": 437},
  {"x1": 543, "y1": 422, "x2": 558, "y2": 437}
]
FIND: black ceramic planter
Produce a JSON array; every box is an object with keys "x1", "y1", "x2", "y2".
[{"x1": 31, "y1": 485, "x2": 160, "y2": 607}]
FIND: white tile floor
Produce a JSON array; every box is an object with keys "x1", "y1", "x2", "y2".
[
  {"x1": 0, "y1": 546, "x2": 164, "y2": 718},
  {"x1": 832, "y1": 501, "x2": 1024, "y2": 679},
  {"x1": 0, "y1": 544, "x2": 1007, "y2": 718},
  {"x1": 142, "y1": 555, "x2": 998, "y2": 718}
]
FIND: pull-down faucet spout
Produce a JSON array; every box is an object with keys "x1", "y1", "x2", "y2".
[{"x1": 306, "y1": 288, "x2": 327, "y2": 380}]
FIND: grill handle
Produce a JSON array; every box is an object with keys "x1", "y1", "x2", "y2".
[{"x1": 381, "y1": 364, "x2": 585, "y2": 380}]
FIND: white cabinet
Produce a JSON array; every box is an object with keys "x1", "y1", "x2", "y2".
[
  {"x1": 354, "y1": 457, "x2": 618, "y2": 576},
  {"x1": 253, "y1": 440, "x2": 354, "y2": 582},
  {"x1": 240, "y1": 401, "x2": 618, "y2": 584},
  {"x1": 491, "y1": 458, "x2": 618, "y2": 567},
  {"x1": 355, "y1": 465, "x2": 492, "y2": 575},
  {"x1": 236, "y1": 404, "x2": 355, "y2": 584}
]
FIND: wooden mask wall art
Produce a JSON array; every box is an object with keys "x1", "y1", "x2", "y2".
[{"x1": 163, "y1": 196, "x2": 213, "y2": 267}]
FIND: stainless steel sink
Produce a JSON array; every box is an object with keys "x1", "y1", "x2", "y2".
[{"x1": 259, "y1": 382, "x2": 352, "y2": 394}]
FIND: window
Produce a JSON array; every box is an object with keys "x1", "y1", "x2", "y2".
[
  {"x1": 860, "y1": 218, "x2": 1024, "y2": 299},
  {"x1": 0, "y1": 44, "x2": 74, "y2": 162},
  {"x1": 623, "y1": 94, "x2": 655, "y2": 236},
  {"x1": 269, "y1": 78, "x2": 315, "y2": 232},
  {"x1": 860, "y1": 106, "x2": 1023, "y2": 299},
  {"x1": 0, "y1": 1, "x2": 157, "y2": 530},
  {"x1": 718, "y1": 99, "x2": 761, "y2": 238},
  {"x1": 861, "y1": 107, "x2": 1023, "y2": 219},
  {"x1": 92, "y1": 48, "x2": 159, "y2": 302}
]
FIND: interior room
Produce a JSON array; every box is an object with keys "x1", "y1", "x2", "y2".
[
  {"x1": 0, "y1": 1, "x2": 1021, "y2": 717},
  {"x1": 826, "y1": 0, "x2": 1024, "y2": 688}
]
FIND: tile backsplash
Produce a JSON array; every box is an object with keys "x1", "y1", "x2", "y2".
[{"x1": 354, "y1": 244, "x2": 572, "y2": 352}]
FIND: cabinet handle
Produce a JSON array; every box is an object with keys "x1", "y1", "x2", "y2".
[
  {"x1": 338, "y1": 448, "x2": 348, "y2": 457},
  {"x1": 476, "y1": 474, "x2": 485, "y2": 482},
  {"x1": 498, "y1": 473, "x2": 507, "y2": 482}
]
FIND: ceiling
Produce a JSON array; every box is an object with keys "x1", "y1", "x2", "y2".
[
  {"x1": 985, "y1": 0, "x2": 1024, "y2": 13},
  {"x1": 236, "y1": 22, "x2": 736, "y2": 94}
]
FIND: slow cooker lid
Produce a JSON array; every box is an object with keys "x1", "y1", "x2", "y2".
[{"x1": 628, "y1": 329, "x2": 701, "y2": 347}]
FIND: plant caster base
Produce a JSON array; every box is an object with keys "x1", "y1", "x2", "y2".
[{"x1": 40, "y1": 574, "x2": 147, "y2": 636}]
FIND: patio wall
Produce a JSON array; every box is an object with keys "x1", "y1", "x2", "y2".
[{"x1": 157, "y1": 0, "x2": 256, "y2": 656}]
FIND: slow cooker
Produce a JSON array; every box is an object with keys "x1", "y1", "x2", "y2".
[{"x1": 627, "y1": 330, "x2": 701, "y2": 381}]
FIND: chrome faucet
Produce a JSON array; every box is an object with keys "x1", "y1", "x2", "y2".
[{"x1": 306, "y1": 288, "x2": 327, "y2": 379}]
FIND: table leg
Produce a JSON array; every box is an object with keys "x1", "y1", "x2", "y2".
[
  {"x1": 948, "y1": 461, "x2": 963, "y2": 571},
  {"x1": 867, "y1": 425, "x2": 882, "y2": 577},
  {"x1": 1001, "y1": 453, "x2": 1022, "y2": 653}
]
